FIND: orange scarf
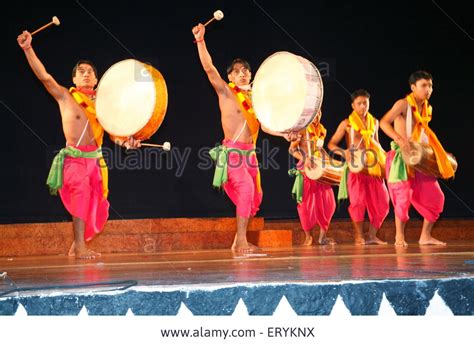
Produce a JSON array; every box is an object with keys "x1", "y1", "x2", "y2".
[
  {"x1": 228, "y1": 82, "x2": 260, "y2": 145},
  {"x1": 228, "y1": 82, "x2": 261, "y2": 192},
  {"x1": 307, "y1": 122, "x2": 326, "y2": 142},
  {"x1": 348, "y1": 111, "x2": 386, "y2": 177},
  {"x1": 306, "y1": 121, "x2": 326, "y2": 157},
  {"x1": 69, "y1": 88, "x2": 104, "y2": 146},
  {"x1": 69, "y1": 87, "x2": 109, "y2": 198},
  {"x1": 406, "y1": 93, "x2": 454, "y2": 179}
]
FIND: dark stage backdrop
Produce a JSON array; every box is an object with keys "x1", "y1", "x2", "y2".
[{"x1": 1, "y1": 0, "x2": 473, "y2": 223}]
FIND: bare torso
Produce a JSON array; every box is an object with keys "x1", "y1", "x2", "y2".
[
  {"x1": 392, "y1": 99, "x2": 410, "y2": 139},
  {"x1": 218, "y1": 87, "x2": 253, "y2": 144},
  {"x1": 59, "y1": 93, "x2": 97, "y2": 147},
  {"x1": 342, "y1": 119, "x2": 381, "y2": 150}
]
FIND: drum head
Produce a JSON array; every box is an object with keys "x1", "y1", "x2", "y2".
[
  {"x1": 96, "y1": 59, "x2": 167, "y2": 138},
  {"x1": 348, "y1": 150, "x2": 365, "y2": 173},
  {"x1": 252, "y1": 51, "x2": 323, "y2": 133},
  {"x1": 303, "y1": 157, "x2": 322, "y2": 180},
  {"x1": 403, "y1": 141, "x2": 423, "y2": 166}
]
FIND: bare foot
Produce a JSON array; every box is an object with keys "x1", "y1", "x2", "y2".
[
  {"x1": 303, "y1": 235, "x2": 313, "y2": 246},
  {"x1": 366, "y1": 236, "x2": 387, "y2": 245},
  {"x1": 231, "y1": 241, "x2": 261, "y2": 254},
  {"x1": 395, "y1": 240, "x2": 408, "y2": 248},
  {"x1": 69, "y1": 243, "x2": 101, "y2": 260},
  {"x1": 354, "y1": 237, "x2": 365, "y2": 245},
  {"x1": 76, "y1": 248, "x2": 101, "y2": 260},
  {"x1": 319, "y1": 237, "x2": 336, "y2": 245},
  {"x1": 68, "y1": 241, "x2": 76, "y2": 257},
  {"x1": 419, "y1": 237, "x2": 447, "y2": 246}
]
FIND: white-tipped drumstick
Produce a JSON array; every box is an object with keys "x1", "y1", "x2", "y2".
[
  {"x1": 204, "y1": 10, "x2": 224, "y2": 26},
  {"x1": 31, "y1": 16, "x2": 60, "y2": 36},
  {"x1": 141, "y1": 142, "x2": 171, "y2": 151}
]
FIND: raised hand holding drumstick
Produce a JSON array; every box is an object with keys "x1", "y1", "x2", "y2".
[
  {"x1": 17, "y1": 16, "x2": 60, "y2": 49},
  {"x1": 17, "y1": 31, "x2": 33, "y2": 50},
  {"x1": 192, "y1": 23, "x2": 206, "y2": 43},
  {"x1": 192, "y1": 10, "x2": 224, "y2": 43},
  {"x1": 17, "y1": 16, "x2": 61, "y2": 50}
]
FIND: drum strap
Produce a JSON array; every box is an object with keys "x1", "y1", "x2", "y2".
[
  {"x1": 406, "y1": 103, "x2": 428, "y2": 143},
  {"x1": 233, "y1": 121, "x2": 247, "y2": 144},
  {"x1": 306, "y1": 130, "x2": 313, "y2": 157},
  {"x1": 76, "y1": 120, "x2": 90, "y2": 147},
  {"x1": 406, "y1": 105, "x2": 413, "y2": 139}
]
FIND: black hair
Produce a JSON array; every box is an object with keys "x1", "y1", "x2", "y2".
[
  {"x1": 226, "y1": 58, "x2": 251, "y2": 75},
  {"x1": 72, "y1": 60, "x2": 98, "y2": 79},
  {"x1": 350, "y1": 89, "x2": 370, "y2": 102},
  {"x1": 408, "y1": 70, "x2": 433, "y2": 86}
]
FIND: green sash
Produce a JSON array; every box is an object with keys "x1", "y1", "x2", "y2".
[
  {"x1": 209, "y1": 145, "x2": 255, "y2": 189},
  {"x1": 388, "y1": 141, "x2": 409, "y2": 183},
  {"x1": 46, "y1": 146, "x2": 102, "y2": 195}
]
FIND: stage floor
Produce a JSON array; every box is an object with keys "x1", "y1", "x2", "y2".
[
  {"x1": 1, "y1": 241, "x2": 473, "y2": 315},
  {"x1": 1, "y1": 241, "x2": 473, "y2": 287}
]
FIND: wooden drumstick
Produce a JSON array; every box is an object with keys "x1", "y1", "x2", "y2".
[
  {"x1": 31, "y1": 16, "x2": 60, "y2": 36},
  {"x1": 204, "y1": 10, "x2": 224, "y2": 26},
  {"x1": 141, "y1": 141, "x2": 171, "y2": 151}
]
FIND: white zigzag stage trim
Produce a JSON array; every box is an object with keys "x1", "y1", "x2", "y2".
[
  {"x1": 425, "y1": 290, "x2": 454, "y2": 316},
  {"x1": 14, "y1": 303, "x2": 27, "y2": 316},
  {"x1": 232, "y1": 298, "x2": 249, "y2": 316},
  {"x1": 176, "y1": 302, "x2": 193, "y2": 316},
  {"x1": 9, "y1": 289, "x2": 464, "y2": 316},
  {"x1": 272, "y1": 296, "x2": 298, "y2": 317},
  {"x1": 330, "y1": 295, "x2": 352, "y2": 316},
  {"x1": 378, "y1": 293, "x2": 397, "y2": 315}
]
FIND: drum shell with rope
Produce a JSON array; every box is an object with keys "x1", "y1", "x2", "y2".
[
  {"x1": 402, "y1": 141, "x2": 457, "y2": 178},
  {"x1": 346, "y1": 148, "x2": 385, "y2": 178},
  {"x1": 95, "y1": 59, "x2": 168, "y2": 141},
  {"x1": 304, "y1": 155, "x2": 343, "y2": 186},
  {"x1": 251, "y1": 51, "x2": 324, "y2": 133}
]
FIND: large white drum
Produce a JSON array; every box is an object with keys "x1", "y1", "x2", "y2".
[
  {"x1": 252, "y1": 51, "x2": 324, "y2": 133},
  {"x1": 95, "y1": 59, "x2": 168, "y2": 140}
]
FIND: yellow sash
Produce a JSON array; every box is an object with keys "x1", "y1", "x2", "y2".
[
  {"x1": 348, "y1": 111, "x2": 385, "y2": 177},
  {"x1": 228, "y1": 83, "x2": 260, "y2": 144},
  {"x1": 306, "y1": 122, "x2": 326, "y2": 157},
  {"x1": 69, "y1": 88, "x2": 109, "y2": 198},
  {"x1": 406, "y1": 93, "x2": 454, "y2": 179},
  {"x1": 228, "y1": 82, "x2": 261, "y2": 192}
]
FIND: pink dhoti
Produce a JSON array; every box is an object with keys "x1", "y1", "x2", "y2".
[
  {"x1": 222, "y1": 139, "x2": 263, "y2": 218},
  {"x1": 386, "y1": 150, "x2": 444, "y2": 223},
  {"x1": 347, "y1": 172, "x2": 389, "y2": 229},
  {"x1": 297, "y1": 174, "x2": 336, "y2": 231},
  {"x1": 58, "y1": 145, "x2": 109, "y2": 241}
]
